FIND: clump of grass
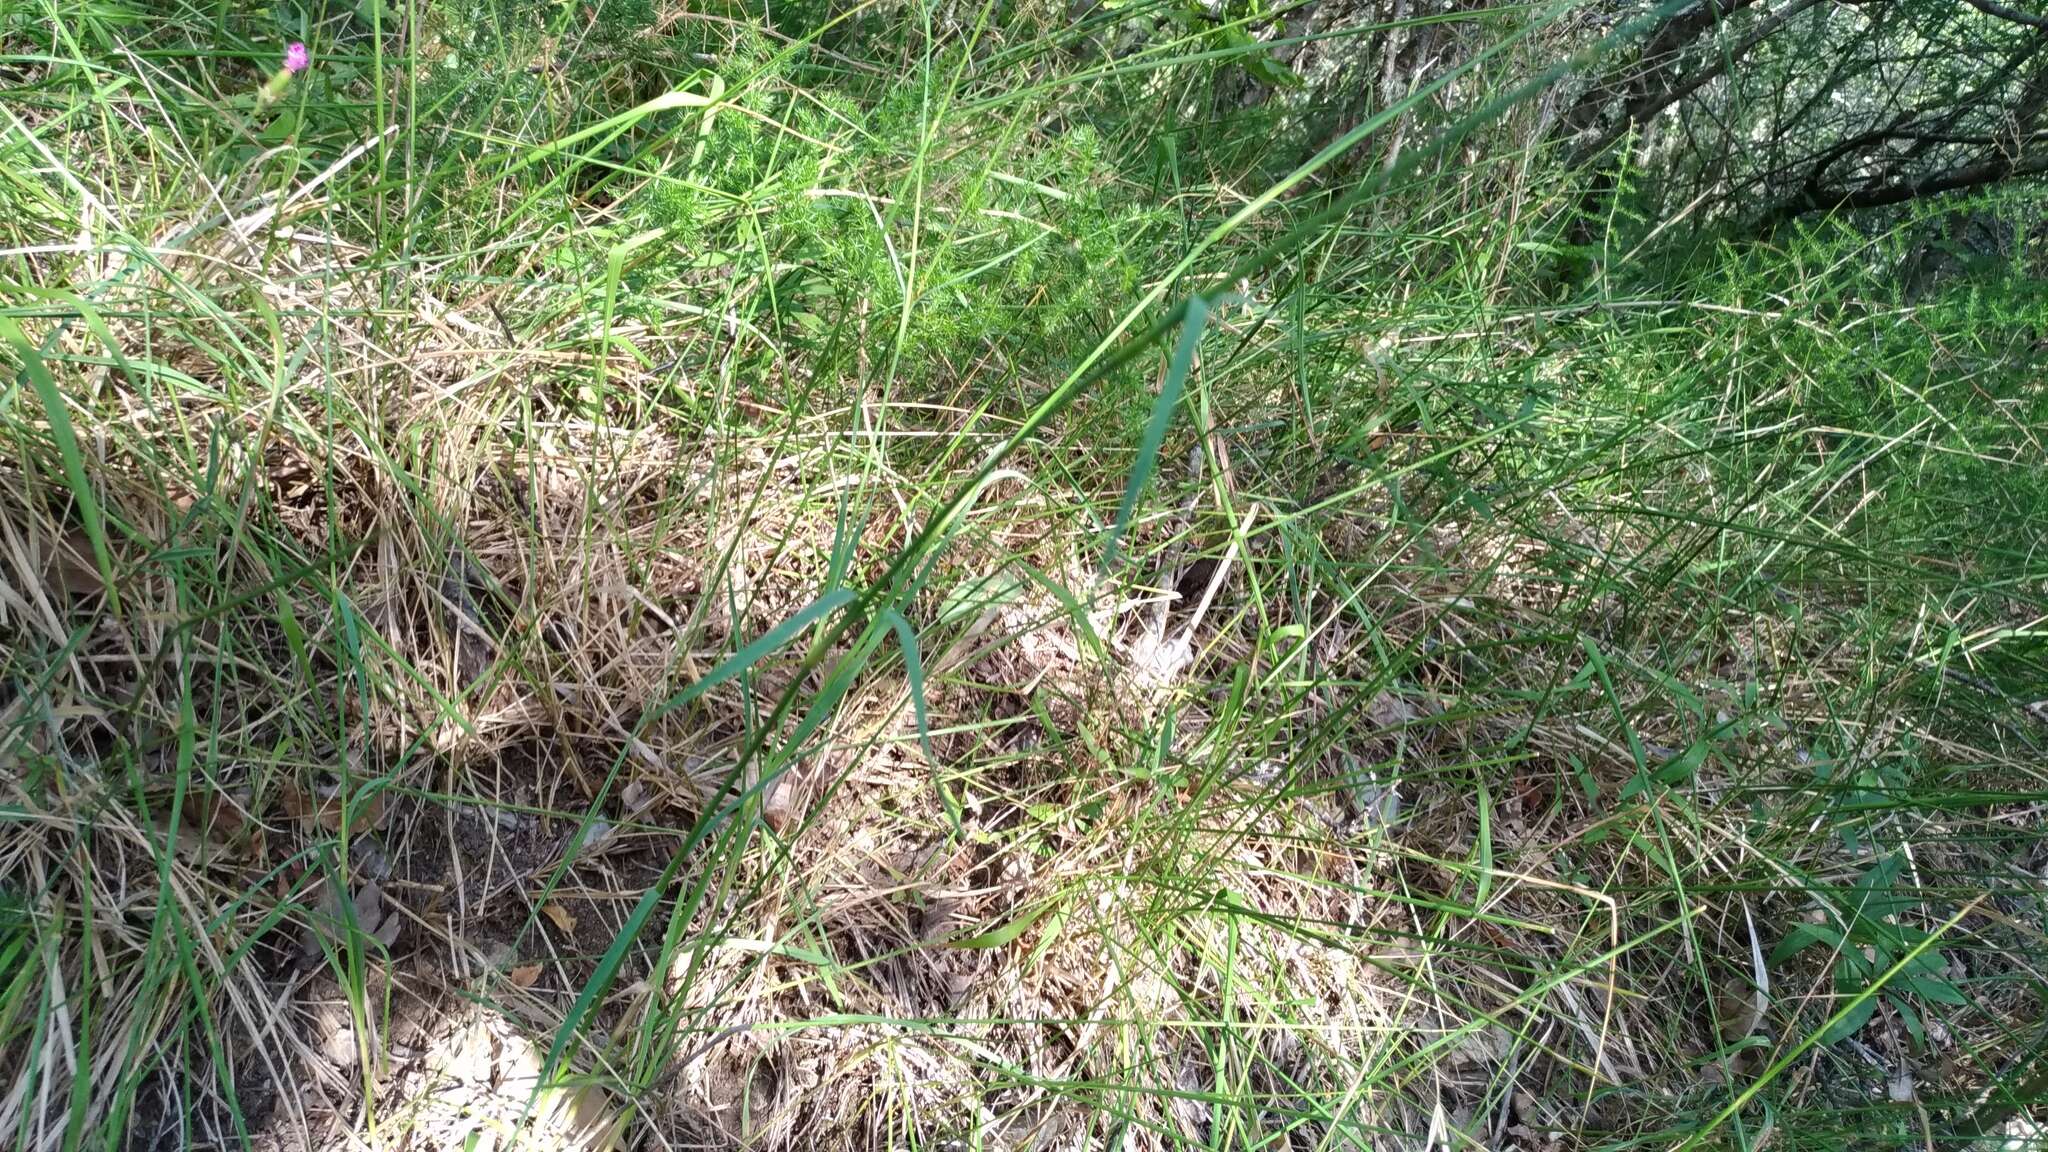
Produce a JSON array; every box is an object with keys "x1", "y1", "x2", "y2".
[{"x1": 3, "y1": 1, "x2": 2045, "y2": 1150}]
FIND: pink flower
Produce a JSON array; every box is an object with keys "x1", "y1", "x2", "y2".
[{"x1": 284, "y1": 42, "x2": 309, "y2": 74}]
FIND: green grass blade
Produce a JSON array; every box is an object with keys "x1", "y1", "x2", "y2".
[
  {"x1": 881, "y1": 606, "x2": 957, "y2": 832},
  {"x1": 1103, "y1": 294, "x2": 1211, "y2": 573},
  {"x1": 651, "y1": 587, "x2": 855, "y2": 720},
  {"x1": 0, "y1": 314, "x2": 119, "y2": 614}
]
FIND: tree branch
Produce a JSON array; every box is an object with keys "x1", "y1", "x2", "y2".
[
  {"x1": 1767, "y1": 148, "x2": 2048, "y2": 223},
  {"x1": 1961, "y1": 0, "x2": 2048, "y2": 31},
  {"x1": 1572, "y1": 0, "x2": 1829, "y2": 161},
  {"x1": 1560, "y1": 0, "x2": 1765, "y2": 142}
]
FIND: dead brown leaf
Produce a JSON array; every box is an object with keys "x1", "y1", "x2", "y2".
[
  {"x1": 182, "y1": 788, "x2": 251, "y2": 844},
  {"x1": 39, "y1": 528, "x2": 105, "y2": 597},
  {"x1": 282, "y1": 778, "x2": 385, "y2": 833},
  {"x1": 540, "y1": 902, "x2": 577, "y2": 934},
  {"x1": 508, "y1": 963, "x2": 542, "y2": 988}
]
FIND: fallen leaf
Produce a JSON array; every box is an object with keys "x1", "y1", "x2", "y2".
[
  {"x1": 321, "y1": 1025, "x2": 359, "y2": 1068},
  {"x1": 619, "y1": 779, "x2": 649, "y2": 814},
  {"x1": 762, "y1": 772, "x2": 805, "y2": 832},
  {"x1": 297, "y1": 877, "x2": 348, "y2": 967},
  {"x1": 1367, "y1": 691, "x2": 1418, "y2": 729},
  {"x1": 508, "y1": 963, "x2": 542, "y2": 988},
  {"x1": 352, "y1": 878, "x2": 385, "y2": 936},
  {"x1": 545, "y1": 1083, "x2": 620, "y2": 1144},
  {"x1": 282, "y1": 777, "x2": 385, "y2": 833},
  {"x1": 576, "y1": 821, "x2": 615, "y2": 855},
  {"x1": 541, "y1": 902, "x2": 576, "y2": 934},
  {"x1": 40, "y1": 527, "x2": 105, "y2": 597}
]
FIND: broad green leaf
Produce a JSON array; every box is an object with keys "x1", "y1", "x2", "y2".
[
  {"x1": 1654, "y1": 739, "x2": 1709, "y2": 785},
  {"x1": 949, "y1": 898, "x2": 1058, "y2": 950},
  {"x1": 1769, "y1": 922, "x2": 1843, "y2": 964},
  {"x1": 1901, "y1": 975, "x2": 1967, "y2": 1006},
  {"x1": 1819, "y1": 995, "x2": 1877, "y2": 1045}
]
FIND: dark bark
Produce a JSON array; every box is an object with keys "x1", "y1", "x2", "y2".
[
  {"x1": 1546, "y1": 0, "x2": 2048, "y2": 259},
  {"x1": 1961, "y1": 0, "x2": 2048, "y2": 30},
  {"x1": 1764, "y1": 148, "x2": 2048, "y2": 224},
  {"x1": 1556, "y1": 0, "x2": 1816, "y2": 259},
  {"x1": 1560, "y1": 0, "x2": 1766, "y2": 147},
  {"x1": 1759, "y1": 28, "x2": 2048, "y2": 221},
  {"x1": 1573, "y1": 0, "x2": 1829, "y2": 163}
]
